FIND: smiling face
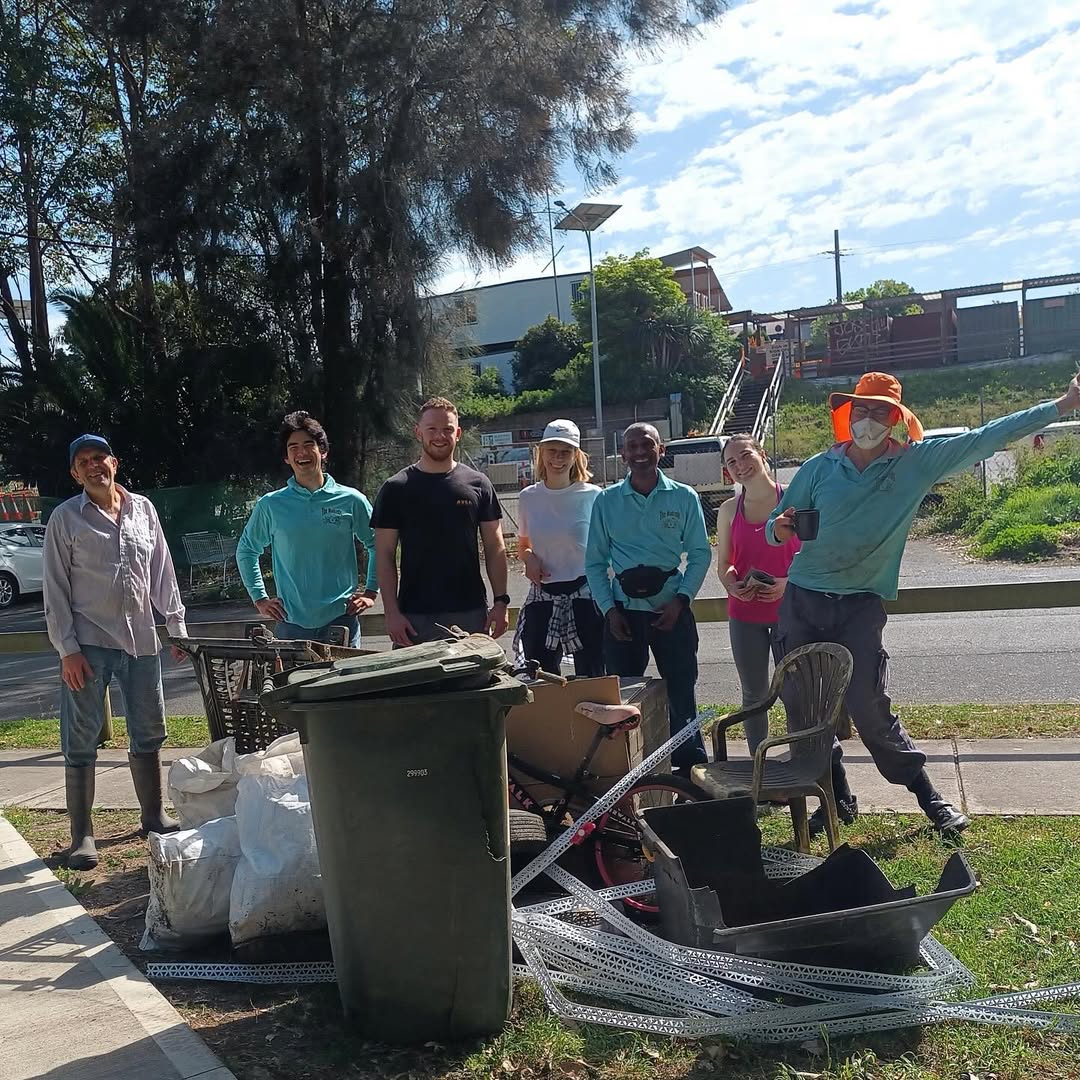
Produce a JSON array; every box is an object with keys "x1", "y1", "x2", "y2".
[
  {"x1": 722, "y1": 437, "x2": 768, "y2": 486},
  {"x1": 70, "y1": 448, "x2": 117, "y2": 494},
  {"x1": 416, "y1": 407, "x2": 460, "y2": 462},
  {"x1": 285, "y1": 430, "x2": 326, "y2": 483},
  {"x1": 540, "y1": 442, "x2": 575, "y2": 479},
  {"x1": 621, "y1": 425, "x2": 663, "y2": 476}
]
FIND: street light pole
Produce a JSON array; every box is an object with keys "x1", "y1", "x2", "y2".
[
  {"x1": 583, "y1": 227, "x2": 603, "y2": 432},
  {"x1": 553, "y1": 200, "x2": 620, "y2": 438}
]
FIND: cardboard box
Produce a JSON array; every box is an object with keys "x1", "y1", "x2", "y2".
[{"x1": 505, "y1": 675, "x2": 669, "y2": 804}]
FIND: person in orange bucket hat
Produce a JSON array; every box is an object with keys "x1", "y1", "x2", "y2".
[
  {"x1": 762, "y1": 368, "x2": 1080, "y2": 838},
  {"x1": 828, "y1": 371, "x2": 924, "y2": 444}
]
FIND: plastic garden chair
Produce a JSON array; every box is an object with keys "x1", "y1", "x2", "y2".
[{"x1": 691, "y1": 642, "x2": 854, "y2": 853}]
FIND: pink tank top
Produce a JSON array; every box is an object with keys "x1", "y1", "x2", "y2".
[{"x1": 728, "y1": 483, "x2": 801, "y2": 625}]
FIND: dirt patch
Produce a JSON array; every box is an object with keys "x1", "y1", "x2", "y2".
[{"x1": 13, "y1": 810, "x2": 484, "y2": 1079}]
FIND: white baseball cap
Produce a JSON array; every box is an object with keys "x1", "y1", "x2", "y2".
[{"x1": 539, "y1": 419, "x2": 581, "y2": 448}]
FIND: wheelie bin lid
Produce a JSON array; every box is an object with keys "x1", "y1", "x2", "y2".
[{"x1": 260, "y1": 634, "x2": 512, "y2": 703}]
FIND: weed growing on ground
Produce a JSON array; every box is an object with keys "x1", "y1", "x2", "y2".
[{"x1": 926, "y1": 436, "x2": 1080, "y2": 560}]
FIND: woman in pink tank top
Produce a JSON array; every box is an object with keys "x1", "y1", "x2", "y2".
[{"x1": 715, "y1": 434, "x2": 801, "y2": 752}]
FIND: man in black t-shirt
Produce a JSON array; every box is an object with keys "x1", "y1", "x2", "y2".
[{"x1": 372, "y1": 396, "x2": 510, "y2": 645}]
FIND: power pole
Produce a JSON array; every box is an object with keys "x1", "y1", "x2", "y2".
[
  {"x1": 547, "y1": 193, "x2": 561, "y2": 321},
  {"x1": 833, "y1": 229, "x2": 843, "y2": 303}
]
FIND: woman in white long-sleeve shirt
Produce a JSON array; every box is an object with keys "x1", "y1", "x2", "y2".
[{"x1": 512, "y1": 420, "x2": 604, "y2": 676}]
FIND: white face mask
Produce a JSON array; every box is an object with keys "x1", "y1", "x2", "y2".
[{"x1": 850, "y1": 416, "x2": 891, "y2": 449}]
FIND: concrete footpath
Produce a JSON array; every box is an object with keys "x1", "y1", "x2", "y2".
[
  {"x1": 0, "y1": 815, "x2": 235, "y2": 1080},
  {"x1": 0, "y1": 737, "x2": 1078, "y2": 1080},
  {"x1": 2, "y1": 739, "x2": 1080, "y2": 815}
]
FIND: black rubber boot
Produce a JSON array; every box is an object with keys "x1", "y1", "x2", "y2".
[
  {"x1": 908, "y1": 769, "x2": 970, "y2": 834},
  {"x1": 128, "y1": 752, "x2": 180, "y2": 837},
  {"x1": 64, "y1": 765, "x2": 98, "y2": 871}
]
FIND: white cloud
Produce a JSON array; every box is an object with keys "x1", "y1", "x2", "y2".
[{"x1": 448, "y1": 0, "x2": 1080, "y2": 312}]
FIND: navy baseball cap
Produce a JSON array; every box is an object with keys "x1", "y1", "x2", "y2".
[{"x1": 69, "y1": 434, "x2": 114, "y2": 465}]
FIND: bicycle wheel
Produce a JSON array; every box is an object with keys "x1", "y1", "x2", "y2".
[{"x1": 593, "y1": 774, "x2": 708, "y2": 914}]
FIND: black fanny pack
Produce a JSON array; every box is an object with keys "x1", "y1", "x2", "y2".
[{"x1": 616, "y1": 565, "x2": 677, "y2": 599}]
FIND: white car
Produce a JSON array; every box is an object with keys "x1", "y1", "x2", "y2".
[{"x1": 0, "y1": 522, "x2": 45, "y2": 608}]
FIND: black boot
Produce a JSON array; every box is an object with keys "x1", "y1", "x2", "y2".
[
  {"x1": 128, "y1": 752, "x2": 180, "y2": 837},
  {"x1": 908, "y1": 770, "x2": 969, "y2": 834},
  {"x1": 809, "y1": 757, "x2": 857, "y2": 838},
  {"x1": 64, "y1": 765, "x2": 98, "y2": 871},
  {"x1": 809, "y1": 795, "x2": 858, "y2": 838}
]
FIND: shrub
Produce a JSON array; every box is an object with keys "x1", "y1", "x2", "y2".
[
  {"x1": 974, "y1": 483, "x2": 1080, "y2": 543},
  {"x1": 975, "y1": 524, "x2": 1065, "y2": 561},
  {"x1": 926, "y1": 472, "x2": 995, "y2": 534},
  {"x1": 1015, "y1": 436, "x2": 1080, "y2": 488}
]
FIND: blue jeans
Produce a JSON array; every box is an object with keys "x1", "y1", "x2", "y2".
[
  {"x1": 275, "y1": 614, "x2": 361, "y2": 648},
  {"x1": 60, "y1": 645, "x2": 166, "y2": 767},
  {"x1": 602, "y1": 606, "x2": 707, "y2": 771}
]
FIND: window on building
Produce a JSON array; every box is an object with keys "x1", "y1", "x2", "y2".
[
  {"x1": 470, "y1": 361, "x2": 483, "y2": 377},
  {"x1": 454, "y1": 296, "x2": 478, "y2": 325},
  {"x1": 570, "y1": 281, "x2": 586, "y2": 302}
]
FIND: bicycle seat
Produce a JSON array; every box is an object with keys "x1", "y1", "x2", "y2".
[{"x1": 574, "y1": 701, "x2": 641, "y2": 729}]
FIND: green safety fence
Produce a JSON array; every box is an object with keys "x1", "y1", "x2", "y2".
[{"x1": 37, "y1": 478, "x2": 276, "y2": 569}]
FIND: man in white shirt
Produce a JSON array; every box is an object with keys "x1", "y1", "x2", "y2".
[{"x1": 43, "y1": 435, "x2": 187, "y2": 870}]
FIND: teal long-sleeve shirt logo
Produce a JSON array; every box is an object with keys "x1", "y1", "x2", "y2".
[{"x1": 321, "y1": 507, "x2": 349, "y2": 526}]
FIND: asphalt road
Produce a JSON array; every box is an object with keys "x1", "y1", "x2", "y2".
[{"x1": 3, "y1": 537, "x2": 1078, "y2": 721}]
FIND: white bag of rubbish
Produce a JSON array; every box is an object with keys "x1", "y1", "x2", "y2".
[
  {"x1": 169, "y1": 732, "x2": 305, "y2": 829},
  {"x1": 228, "y1": 772, "x2": 324, "y2": 946},
  {"x1": 235, "y1": 732, "x2": 306, "y2": 780},
  {"x1": 140, "y1": 816, "x2": 241, "y2": 951},
  {"x1": 168, "y1": 738, "x2": 239, "y2": 828}
]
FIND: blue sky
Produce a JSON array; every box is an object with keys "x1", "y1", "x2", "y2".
[{"x1": 433, "y1": 0, "x2": 1080, "y2": 313}]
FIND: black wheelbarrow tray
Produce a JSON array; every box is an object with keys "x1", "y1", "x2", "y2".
[{"x1": 639, "y1": 797, "x2": 978, "y2": 973}]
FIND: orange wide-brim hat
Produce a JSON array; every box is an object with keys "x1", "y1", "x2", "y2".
[{"x1": 828, "y1": 371, "x2": 924, "y2": 443}]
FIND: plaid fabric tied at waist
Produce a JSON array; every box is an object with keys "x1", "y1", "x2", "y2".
[{"x1": 512, "y1": 577, "x2": 593, "y2": 661}]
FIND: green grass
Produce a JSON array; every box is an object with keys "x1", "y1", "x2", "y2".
[
  {"x1": 467, "y1": 816, "x2": 1080, "y2": 1080},
  {"x1": 0, "y1": 714, "x2": 211, "y2": 750},
  {"x1": 775, "y1": 356, "x2": 1079, "y2": 461},
  {"x1": 6, "y1": 803, "x2": 1080, "y2": 1078},
  {"x1": 1, "y1": 702, "x2": 1077, "y2": 754},
  {"x1": 702, "y1": 702, "x2": 1080, "y2": 742}
]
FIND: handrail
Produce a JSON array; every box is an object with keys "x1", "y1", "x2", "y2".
[
  {"x1": 751, "y1": 354, "x2": 786, "y2": 443},
  {"x1": 708, "y1": 352, "x2": 745, "y2": 436}
]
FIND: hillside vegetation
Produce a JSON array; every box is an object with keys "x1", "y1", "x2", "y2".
[
  {"x1": 923, "y1": 436, "x2": 1080, "y2": 560},
  {"x1": 774, "y1": 356, "x2": 1078, "y2": 461}
]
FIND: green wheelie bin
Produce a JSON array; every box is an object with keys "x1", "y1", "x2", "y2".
[{"x1": 261, "y1": 636, "x2": 531, "y2": 1042}]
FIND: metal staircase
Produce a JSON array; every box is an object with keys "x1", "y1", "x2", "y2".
[{"x1": 709, "y1": 355, "x2": 785, "y2": 445}]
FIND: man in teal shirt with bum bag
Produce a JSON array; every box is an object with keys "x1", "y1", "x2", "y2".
[
  {"x1": 586, "y1": 422, "x2": 712, "y2": 772},
  {"x1": 237, "y1": 411, "x2": 378, "y2": 646},
  {"x1": 768, "y1": 370, "x2": 1080, "y2": 836}
]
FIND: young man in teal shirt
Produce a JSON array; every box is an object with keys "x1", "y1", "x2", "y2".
[
  {"x1": 768, "y1": 370, "x2": 1080, "y2": 836},
  {"x1": 586, "y1": 422, "x2": 712, "y2": 772},
  {"x1": 237, "y1": 411, "x2": 378, "y2": 646}
]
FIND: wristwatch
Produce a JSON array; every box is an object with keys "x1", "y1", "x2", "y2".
[{"x1": 493, "y1": 594, "x2": 511, "y2": 606}]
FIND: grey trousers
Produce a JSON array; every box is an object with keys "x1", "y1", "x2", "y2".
[
  {"x1": 776, "y1": 584, "x2": 926, "y2": 787},
  {"x1": 727, "y1": 618, "x2": 783, "y2": 753},
  {"x1": 401, "y1": 608, "x2": 487, "y2": 645}
]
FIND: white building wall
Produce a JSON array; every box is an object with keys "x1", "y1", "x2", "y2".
[{"x1": 432, "y1": 271, "x2": 587, "y2": 391}]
